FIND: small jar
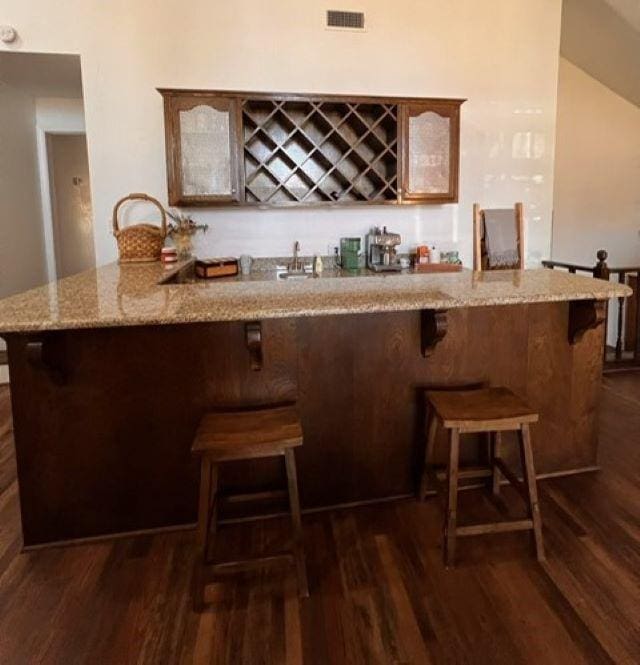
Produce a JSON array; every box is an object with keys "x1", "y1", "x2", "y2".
[{"x1": 161, "y1": 247, "x2": 178, "y2": 264}]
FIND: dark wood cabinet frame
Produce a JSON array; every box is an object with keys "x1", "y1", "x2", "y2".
[
  {"x1": 398, "y1": 101, "x2": 461, "y2": 204},
  {"x1": 159, "y1": 89, "x2": 465, "y2": 208},
  {"x1": 162, "y1": 93, "x2": 244, "y2": 206}
]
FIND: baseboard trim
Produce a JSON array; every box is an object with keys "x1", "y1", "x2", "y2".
[
  {"x1": 538, "y1": 465, "x2": 600, "y2": 479},
  {"x1": 603, "y1": 365, "x2": 640, "y2": 375},
  {"x1": 21, "y1": 466, "x2": 601, "y2": 551},
  {"x1": 22, "y1": 522, "x2": 197, "y2": 552}
]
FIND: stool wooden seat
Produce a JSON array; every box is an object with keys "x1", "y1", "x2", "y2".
[
  {"x1": 426, "y1": 387, "x2": 538, "y2": 431},
  {"x1": 191, "y1": 404, "x2": 308, "y2": 610},
  {"x1": 193, "y1": 406, "x2": 303, "y2": 460},
  {"x1": 421, "y1": 387, "x2": 545, "y2": 567}
]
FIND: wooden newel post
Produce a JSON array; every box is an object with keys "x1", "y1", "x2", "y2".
[{"x1": 593, "y1": 250, "x2": 610, "y2": 280}]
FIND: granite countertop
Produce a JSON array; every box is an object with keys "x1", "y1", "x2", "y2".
[{"x1": 0, "y1": 260, "x2": 631, "y2": 333}]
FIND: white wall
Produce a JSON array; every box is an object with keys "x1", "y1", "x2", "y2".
[
  {"x1": 0, "y1": 92, "x2": 84, "y2": 384},
  {"x1": 0, "y1": 0, "x2": 562, "y2": 267},
  {"x1": 553, "y1": 58, "x2": 640, "y2": 266},
  {"x1": 0, "y1": 84, "x2": 48, "y2": 384},
  {"x1": 36, "y1": 97, "x2": 85, "y2": 131},
  {"x1": 0, "y1": 86, "x2": 46, "y2": 298}
]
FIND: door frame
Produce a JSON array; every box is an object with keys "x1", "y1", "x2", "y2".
[{"x1": 37, "y1": 129, "x2": 88, "y2": 282}]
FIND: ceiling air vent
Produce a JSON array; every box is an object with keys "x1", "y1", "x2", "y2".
[{"x1": 326, "y1": 10, "x2": 365, "y2": 30}]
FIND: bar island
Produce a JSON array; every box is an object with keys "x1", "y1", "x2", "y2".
[{"x1": 0, "y1": 262, "x2": 630, "y2": 547}]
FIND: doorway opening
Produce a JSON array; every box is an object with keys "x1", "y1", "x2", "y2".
[
  {"x1": 45, "y1": 132, "x2": 95, "y2": 279},
  {"x1": 0, "y1": 51, "x2": 94, "y2": 290}
]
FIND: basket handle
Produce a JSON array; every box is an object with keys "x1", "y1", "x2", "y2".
[{"x1": 112, "y1": 193, "x2": 167, "y2": 237}]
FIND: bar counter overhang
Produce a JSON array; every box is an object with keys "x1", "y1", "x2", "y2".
[{"x1": 0, "y1": 262, "x2": 630, "y2": 547}]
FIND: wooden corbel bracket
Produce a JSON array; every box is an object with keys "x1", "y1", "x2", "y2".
[
  {"x1": 245, "y1": 321, "x2": 263, "y2": 371},
  {"x1": 25, "y1": 336, "x2": 67, "y2": 385},
  {"x1": 421, "y1": 309, "x2": 449, "y2": 357},
  {"x1": 568, "y1": 299, "x2": 606, "y2": 345}
]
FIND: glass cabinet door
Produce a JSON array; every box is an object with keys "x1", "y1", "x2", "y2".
[
  {"x1": 399, "y1": 102, "x2": 461, "y2": 203},
  {"x1": 165, "y1": 95, "x2": 241, "y2": 205}
]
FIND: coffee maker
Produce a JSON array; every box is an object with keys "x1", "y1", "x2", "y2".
[{"x1": 366, "y1": 226, "x2": 402, "y2": 272}]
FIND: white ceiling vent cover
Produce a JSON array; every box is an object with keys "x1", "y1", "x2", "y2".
[{"x1": 326, "y1": 10, "x2": 365, "y2": 30}]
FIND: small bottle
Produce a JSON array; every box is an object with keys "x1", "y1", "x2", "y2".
[
  {"x1": 313, "y1": 254, "x2": 324, "y2": 275},
  {"x1": 430, "y1": 246, "x2": 440, "y2": 264},
  {"x1": 417, "y1": 245, "x2": 430, "y2": 265}
]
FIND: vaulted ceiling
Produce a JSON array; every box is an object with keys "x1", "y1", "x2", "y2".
[
  {"x1": 561, "y1": 0, "x2": 640, "y2": 107},
  {"x1": 603, "y1": 0, "x2": 640, "y2": 33}
]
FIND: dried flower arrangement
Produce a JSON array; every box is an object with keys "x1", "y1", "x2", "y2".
[{"x1": 165, "y1": 209, "x2": 209, "y2": 259}]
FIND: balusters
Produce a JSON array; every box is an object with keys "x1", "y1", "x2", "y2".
[
  {"x1": 616, "y1": 272, "x2": 626, "y2": 360},
  {"x1": 635, "y1": 275, "x2": 640, "y2": 363},
  {"x1": 543, "y1": 250, "x2": 640, "y2": 369}
]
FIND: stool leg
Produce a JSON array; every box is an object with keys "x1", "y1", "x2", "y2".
[
  {"x1": 444, "y1": 428, "x2": 460, "y2": 567},
  {"x1": 284, "y1": 448, "x2": 309, "y2": 598},
  {"x1": 492, "y1": 431, "x2": 503, "y2": 497},
  {"x1": 207, "y1": 464, "x2": 219, "y2": 556},
  {"x1": 518, "y1": 425, "x2": 545, "y2": 563},
  {"x1": 194, "y1": 458, "x2": 216, "y2": 611},
  {"x1": 419, "y1": 414, "x2": 438, "y2": 500},
  {"x1": 484, "y1": 432, "x2": 492, "y2": 467}
]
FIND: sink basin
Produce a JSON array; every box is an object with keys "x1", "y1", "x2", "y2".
[{"x1": 157, "y1": 260, "x2": 317, "y2": 285}]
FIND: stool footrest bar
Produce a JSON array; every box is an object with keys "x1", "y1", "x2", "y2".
[
  {"x1": 222, "y1": 489, "x2": 288, "y2": 504},
  {"x1": 206, "y1": 552, "x2": 294, "y2": 575},
  {"x1": 456, "y1": 519, "x2": 533, "y2": 537},
  {"x1": 436, "y1": 466, "x2": 493, "y2": 481}
]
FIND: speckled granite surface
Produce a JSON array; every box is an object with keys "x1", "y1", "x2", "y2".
[{"x1": 0, "y1": 261, "x2": 631, "y2": 333}]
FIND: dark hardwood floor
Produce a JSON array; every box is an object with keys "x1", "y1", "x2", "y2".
[{"x1": 0, "y1": 375, "x2": 639, "y2": 664}]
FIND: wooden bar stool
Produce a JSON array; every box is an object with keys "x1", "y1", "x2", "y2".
[
  {"x1": 420, "y1": 387, "x2": 545, "y2": 567},
  {"x1": 191, "y1": 404, "x2": 309, "y2": 610}
]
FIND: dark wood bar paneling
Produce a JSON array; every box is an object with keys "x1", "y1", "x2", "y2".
[{"x1": 6, "y1": 302, "x2": 605, "y2": 546}]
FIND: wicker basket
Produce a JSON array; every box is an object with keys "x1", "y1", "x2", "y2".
[{"x1": 113, "y1": 193, "x2": 167, "y2": 263}]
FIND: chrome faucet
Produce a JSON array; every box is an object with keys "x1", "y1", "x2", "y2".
[{"x1": 289, "y1": 240, "x2": 302, "y2": 273}]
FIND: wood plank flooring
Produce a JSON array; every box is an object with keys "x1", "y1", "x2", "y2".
[{"x1": 0, "y1": 376, "x2": 639, "y2": 664}]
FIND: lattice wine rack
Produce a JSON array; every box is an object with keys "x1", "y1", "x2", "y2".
[{"x1": 242, "y1": 100, "x2": 398, "y2": 204}]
